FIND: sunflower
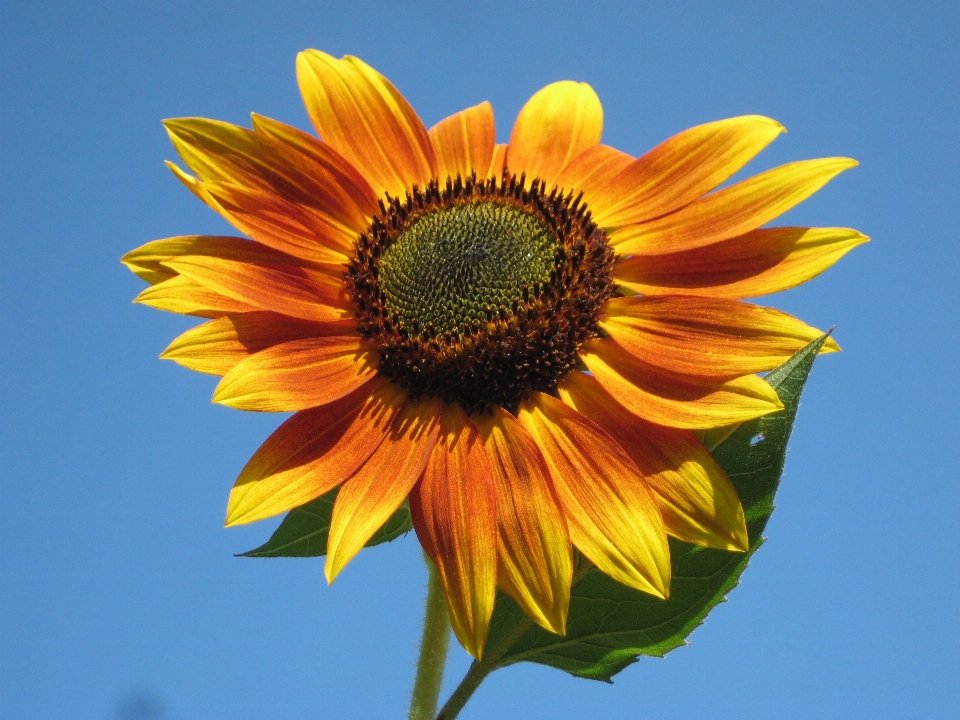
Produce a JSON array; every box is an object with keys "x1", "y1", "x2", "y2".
[{"x1": 122, "y1": 51, "x2": 865, "y2": 659}]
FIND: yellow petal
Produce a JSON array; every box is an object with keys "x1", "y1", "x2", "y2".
[
  {"x1": 225, "y1": 379, "x2": 404, "y2": 525},
  {"x1": 610, "y1": 158, "x2": 858, "y2": 255},
  {"x1": 559, "y1": 372, "x2": 748, "y2": 552},
  {"x1": 600, "y1": 295, "x2": 838, "y2": 379},
  {"x1": 589, "y1": 116, "x2": 784, "y2": 227},
  {"x1": 325, "y1": 396, "x2": 441, "y2": 582},
  {"x1": 580, "y1": 338, "x2": 783, "y2": 429},
  {"x1": 487, "y1": 143, "x2": 507, "y2": 180},
  {"x1": 134, "y1": 274, "x2": 258, "y2": 318},
  {"x1": 614, "y1": 226, "x2": 869, "y2": 298},
  {"x1": 161, "y1": 312, "x2": 355, "y2": 376},
  {"x1": 296, "y1": 51, "x2": 436, "y2": 198},
  {"x1": 518, "y1": 392, "x2": 671, "y2": 599},
  {"x1": 122, "y1": 235, "x2": 282, "y2": 286},
  {"x1": 212, "y1": 336, "x2": 378, "y2": 412},
  {"x1": 507, "y1": 81, "x2": 603, "y2": 189}
]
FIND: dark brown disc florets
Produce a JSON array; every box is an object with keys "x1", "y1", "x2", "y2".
[{"x1": 345, "y1": 171, "x2": 615, "y2": 414}]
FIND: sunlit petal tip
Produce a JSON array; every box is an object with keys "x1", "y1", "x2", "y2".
[
  {"x1": 508, "y1": 80, "x2": 603, "y2": 187},
  {"x1": 163, "y1": 159, "x2": 217, "y2": 207},
  {"x1": 821, "y1": 336, "x2": 842, "y2": 353},
  {"x1": 731, "y1": 520, "x2": 750, "y2": 553}
]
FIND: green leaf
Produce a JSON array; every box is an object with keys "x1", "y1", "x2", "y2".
[
  {"x1": 480, "y1": 334, "x2": 829, "y2": 681},
  {"x1": 240, "y1": 487, "x2": 414, "y2": 558}
]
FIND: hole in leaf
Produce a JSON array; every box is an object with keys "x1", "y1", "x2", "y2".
[{"x1": 750, "y1": 433, "x2": 765, "y2": 446}]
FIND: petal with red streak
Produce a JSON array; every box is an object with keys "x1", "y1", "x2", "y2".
[
  {"x1": 161, "y1": 312, "x2": 356, "y2": 376},
  {"x1": 428, "y1": 102, "x2": 496, "y2": 183},
  {"x1": 200, "y1": 181, "x2": 354, "y2": 264},
  {"x1": 409, "y1": 404, "x2": 497, "y2": 659},
  {"x1": 162, "y1": 256, "x2": 349, "y2": 323},
  {"x1": 517, "y1": 392, "x2": 671, "y2": 599},
  {"x1": 163, "y1": 117, "x2": 371, "y2": 234},
  {"x1": 580, "y1": 338, "x2": 783, "y2": 429},
  {"x1": 225, "y1": 379, "x2": 404, "y2": 525},
  {"x1": 297, "y1": 51, "x2": 437, "y2": 198},
  {"x1": 559, "y1": 371, "x2": 748, "y2": 551},
  {"x1": 553, "y1": 144, "x2": 632, "y2": 199},
  {"x1": 251, "y1": 113, "x2": 379, "y2": 218},
  {"x1": 325, "y1": 397, "x2": 441, "y2": 581},
  {"x1": 600, "y1": 295, "x2": 839, "y2": 379},
  {"x1": 610, "y1": 158, "x2": 858, "y2": 255},
  {"x1": 589, "y1": 116, "x2": 784, "y2": 228},
  {"x1": 474, "y1": 408, "x2": 572, "y2": 636},
  {"x1": 122, "y1": 235, "x2": 304, "y2": 286},
  {"x1": 614, "y1": 226, "x2": 869, "y2": 298},
  {"x1": 212, "y1": 336, "x2": 378, "y2": 412}
]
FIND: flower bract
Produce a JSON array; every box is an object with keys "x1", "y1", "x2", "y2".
[{"x1": 123, "y1": 50, "x2": 866, "y2": 659}]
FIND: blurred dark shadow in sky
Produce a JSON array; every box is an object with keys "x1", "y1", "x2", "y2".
[{"x1": 116, "y1": 692, "x2": 166, "y2": 720}]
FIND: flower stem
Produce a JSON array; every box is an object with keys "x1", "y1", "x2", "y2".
[
  {"x1": 434, "y1": 552, "x2": 594, "y2": 719},
  {"x1": 434, "y1": 660, "x2": 489, "y2": 720},
  {"x1": 408, "y1": 555, "x2": 451, "y2": 720}
]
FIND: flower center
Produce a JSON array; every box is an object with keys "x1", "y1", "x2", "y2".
[
  {"x1": 379, "y1": 202, "x2": 558, "y2": 336},
  {"x1": 347, "y1": 173, "x2": 615, "y2": 414}
]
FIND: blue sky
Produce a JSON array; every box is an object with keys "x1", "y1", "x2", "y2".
[{"x1": 2, "y1": 1, "x2": 958, "y2": 718}]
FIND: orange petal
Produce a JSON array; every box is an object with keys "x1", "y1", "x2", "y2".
[
  {"x1": 428, "y1": 101, "x2": 496, "y2": 182},
  {"x1": 580, "y1": 338, "x2": 783, "y2": 429},
  {"x1": 163, "y1": 117, "x2": 371, "y2": 234},
  {"x1": 610, "y1": 157, "x2": 858, "y2": 255},
  {"x1": 122, "y1": 235, "x2": 303, "y2": 285},
  {"x1": 296, "y1": 51, "x2": 436, "y2": 198},
  {"x1": 487, "y1": 143, "x2": 507, "y2": 180},
  {"x1": 517, "y1": 392, "x2": 670, "y2": 598},
  {"x1": 201, "y1": 181, "x2": 354, "y2": 264},
  {"x1": 213, "y1": 336, "x2": 378, "y2": 412},
  {"x1": 600, "y1": 295, "x2": 839, "y2": 379},
  {"x1": 559, "y1": 372, "x2": 748, "y2": 551},
  {"x1": 226, "y1": 379, "x2": 404, "y2": 525},
  {"x1": 507, "y1": 81, "x2": 603, "y2": 189},
  {"x1": 134, "y1": 274, "x2": 258, "y2": 318},
  {"x1": 474, "y1": 409, "x2": 572, "y2": 636},
  {"x1": 553, "y1": 144, "x2": 633, "y2": 198},
  {"x1": 614, "y1": 226, "x2": 870, "y2": 298},
  {"x1": 409, "y1": 404, "x2": 497, "y2": 659},
  {"x1": 325, "y1": 396, "x2": 441, "y2": 582},
  {"x1": 161, "y1": 312, "x2": 356, "y2": 376},
  {"x1": 251, "y1": 113, "x2": 379, "y2": 218},
  {"x1": 162, "y1": 255, "x2": 350, "y2": 323},
  {"x1": 589, "y1": 116, "x2": 784, "y2": 228}
]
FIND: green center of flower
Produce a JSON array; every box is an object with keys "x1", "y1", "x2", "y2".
[{"x1": 378, "y1": 202, "x2": 558, "y2": 336}]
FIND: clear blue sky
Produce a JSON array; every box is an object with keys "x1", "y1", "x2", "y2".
[{"x1": 2, "y1": 1, "x2": 958, "y2": 718}]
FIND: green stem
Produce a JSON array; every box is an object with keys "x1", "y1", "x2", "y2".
[
  {"x1": 408, "y1": 555, "x2": 451, "y2": 720},
  {"x1": 434, "y1": 660, "x2": 489, "y2": 720},
  {"x1": 435, "y1": 552, "x2": 595, "y2": 719}
]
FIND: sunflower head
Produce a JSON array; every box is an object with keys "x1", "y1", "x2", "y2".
[
  {"x1": 347, "y1": 172, "x2": 614, "y2": 414},
  {"x1": 122, "y1": 49, "x2": 865, "y2": 660}
]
